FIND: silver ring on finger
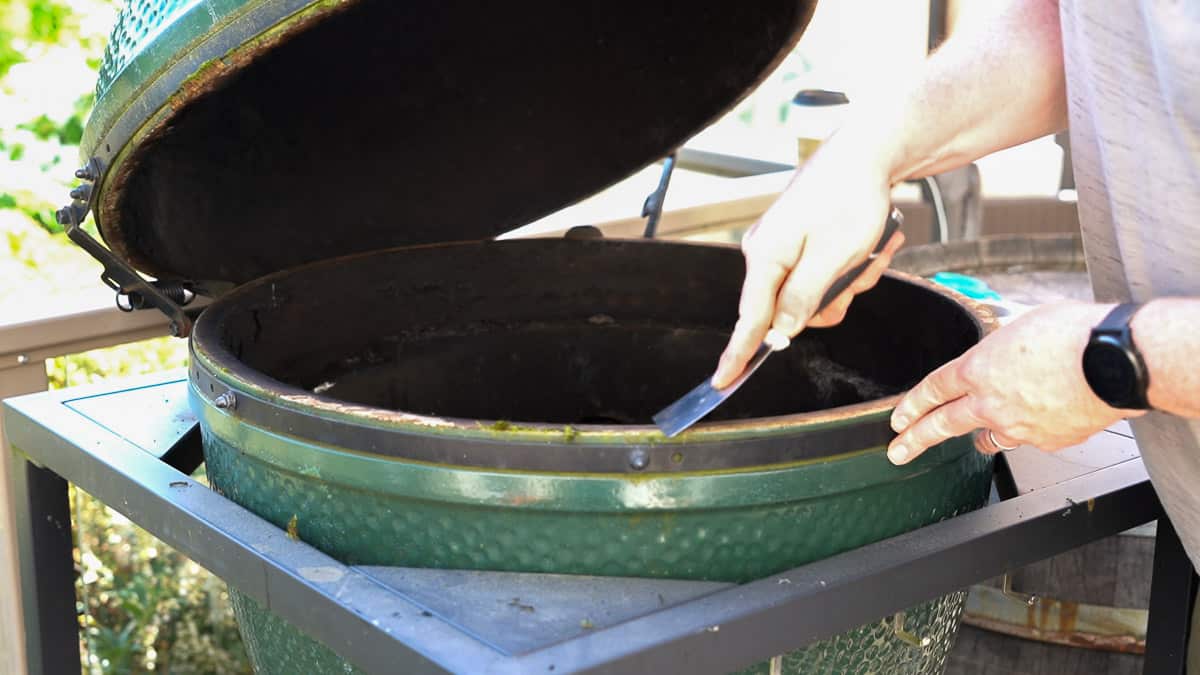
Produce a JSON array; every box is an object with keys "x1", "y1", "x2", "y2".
[{"x1": 988, "y1": 429, "x2": 1020, "y2": 451}]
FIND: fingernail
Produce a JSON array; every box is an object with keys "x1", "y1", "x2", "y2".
[
  {"x1": 774, "y1": 313, "x2": 797, "y2": 336},
  {"x1": 763, "y1": 329, "x2": 790, "y2": 351},
  {"x1": 887, "y1": 445, "x2": 909, "y2": 464},
  {"x1": 712, "y1": 364, "x2": 730, "y2": 388}
]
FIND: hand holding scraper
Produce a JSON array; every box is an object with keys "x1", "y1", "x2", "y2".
[{"x1": 653, "y1": 208, "x2": 904, "y2": 437}]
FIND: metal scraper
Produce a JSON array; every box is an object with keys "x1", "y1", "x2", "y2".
[{"x1": 653, "y1": 208, "x2": 903, "y2": 437}]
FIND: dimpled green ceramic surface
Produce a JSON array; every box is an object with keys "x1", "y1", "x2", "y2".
[{"x1": 197, "y1": 383, "x2": 993, "y2": 674}]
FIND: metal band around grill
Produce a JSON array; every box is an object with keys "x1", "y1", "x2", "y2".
[{"x1": 189, "y1": 361, "x2": 897, "y2": 474}]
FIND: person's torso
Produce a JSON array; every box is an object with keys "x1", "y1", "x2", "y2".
[{"x1": 1060, "y1": 0, "x2": 1200, "y2": 566}]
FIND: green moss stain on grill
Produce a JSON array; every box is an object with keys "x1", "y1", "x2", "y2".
[
  {"x1": 479, "y1": 419, "x2": 582, "y2": 438},
  {"x1": 472, "y1": 418, "x2": 672, "y2": 445},
  {"x1": 177, "y1": 55, "x2": 221, "y2": 91}
]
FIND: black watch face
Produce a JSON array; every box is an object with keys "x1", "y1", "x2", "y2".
[{"x1": 1083, "y1": 337, "x2": 1139, "y2": 407}]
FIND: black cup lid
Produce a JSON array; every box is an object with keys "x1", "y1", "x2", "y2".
[{"x1": 85, "y1": 0, "x2": 815, "y2": 285}]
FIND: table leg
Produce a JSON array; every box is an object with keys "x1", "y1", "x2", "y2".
[
  {"x1": 1144, "y1": 514, "x2": 1198, "y2": 675},
  {"x1": 11, "y1": 454, "x2": 81, "y2": 675}
]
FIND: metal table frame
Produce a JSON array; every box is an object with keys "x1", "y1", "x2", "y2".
[{"x1": 3, "y1": 372, "x2": 1194, "y2": 674}]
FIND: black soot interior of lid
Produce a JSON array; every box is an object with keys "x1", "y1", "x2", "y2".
[{"x1": 113, "y1": 0, "x2": 814, "y2": 284}]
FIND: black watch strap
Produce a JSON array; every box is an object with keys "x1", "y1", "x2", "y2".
[
  {"x1": 1084, "y1": 302, "x2": 1151, "y2": 410},
  {"x1": 1095, "y1": 302, "x2": 1142, "y2": 333}
]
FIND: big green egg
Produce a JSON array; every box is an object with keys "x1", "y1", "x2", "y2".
[{"x1": 82, "y1": 1, "x2": 996, "y2": 672}]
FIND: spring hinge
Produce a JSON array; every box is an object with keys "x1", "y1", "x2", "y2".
[{"x1": 57, "y1": 158, "x2": 197, "y2": 338}]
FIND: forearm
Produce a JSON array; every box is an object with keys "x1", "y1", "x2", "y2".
[
  {"x1": 833, "y1": 0, "x2": 1066, "y2": 183},
  {"x1": 1133, "y1": 298, "x2": 1200, "y2": 418},
  {"x1": 718, "y1": 0, "x2": 1071, "y2": 386}
]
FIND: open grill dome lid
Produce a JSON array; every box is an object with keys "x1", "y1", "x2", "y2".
[{"x1": 79, "y1": 0, "x2": 816, "y2": 287}]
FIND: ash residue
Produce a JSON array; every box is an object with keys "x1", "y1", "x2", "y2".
[
  {"x1": 731, "y1": 337, "x2": 898, "y2": 417},
  {"x1": 800, "y1": 350, "x2": 894, "y2": 402},
  {"x1": 792, "y1": 336, "x2": 897, "y2": 398}
]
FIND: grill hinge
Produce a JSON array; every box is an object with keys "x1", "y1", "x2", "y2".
[{"x1": 57, "y1": 158, "x2": 197, "y2": 338}]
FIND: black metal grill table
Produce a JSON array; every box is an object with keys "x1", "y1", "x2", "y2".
[{"x1": 3, "y1": 371, "x2": 1193, "y2": 675}]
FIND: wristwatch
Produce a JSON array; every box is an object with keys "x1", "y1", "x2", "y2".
[{"x1": 1081, "y1": 303, "x2": 1152, "y2": 410}]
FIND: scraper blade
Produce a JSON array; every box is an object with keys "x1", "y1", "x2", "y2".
[{"x1": 652, "y1": 329, "x2": 790, "y2": 437}]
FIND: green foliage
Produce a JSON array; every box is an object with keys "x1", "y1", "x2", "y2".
[
  {"x1": 19, "y1": 92, "x2": 92, "y2": 144},
  {"x1": 47, "y1": 337, "x2": 190, "y2": 389},
  {"x1": 29, "y1": 205, "x2": 59, "y2": 231},
  {"x1": 0, "y1": 1, "x2": 27, "y2": 77},
  {"x1": 27, "y1": 0, "x2": 70, "y2": 43},
  {"x1": 73, "y1": 480, "x2": 251, "y2": 674},
  {"x1": 20, "y1": 113, "x2": 64, "y2": 140},
  {"x1": 1, "y1": 0, "x2": 109, "y2": 235},
  {"x1": 0, "y1": 33, "x2": 22, "y2": 78}
]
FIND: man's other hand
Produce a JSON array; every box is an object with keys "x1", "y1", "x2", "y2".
[{"x1": 887, "y1": 301, "x2": 1147, "y2": 464}]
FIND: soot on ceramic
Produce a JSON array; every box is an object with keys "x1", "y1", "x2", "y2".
[{"x1": 206, "y1": 239, "x2": 979, "y2": 425}]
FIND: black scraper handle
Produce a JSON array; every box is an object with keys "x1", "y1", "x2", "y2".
[{"x1": 816, "y1": 207, "x2": 904, "y2": 311}]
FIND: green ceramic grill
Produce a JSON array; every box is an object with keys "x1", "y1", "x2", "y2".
[{"x1": 70, "y1": 1, "x2": 998, "y2": 673}]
